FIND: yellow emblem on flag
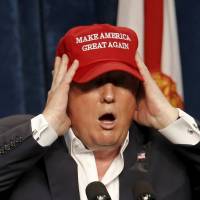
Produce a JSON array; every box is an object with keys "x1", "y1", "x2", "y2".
[{"x1": 152, "y1": 72, "x2": 184, "y2": 109}]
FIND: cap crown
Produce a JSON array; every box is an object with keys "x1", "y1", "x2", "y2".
[{"x1": 57, "y1": 24, "x2": 138, "y2": 69}]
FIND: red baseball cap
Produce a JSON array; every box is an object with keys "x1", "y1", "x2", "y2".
[{"x1": 56, "y1": 24, "x2": 143, "y2": 83}]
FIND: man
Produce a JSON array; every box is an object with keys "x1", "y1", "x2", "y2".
[{"x1": 0, "y1": 24, "x2": 200, "y2": 200}]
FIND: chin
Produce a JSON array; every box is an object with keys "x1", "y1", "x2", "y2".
[
  {"x1": 92, "y1": 143, "x2": 121, "y2": 152},
  {"x1": 93, "y1": 138, "x2": 123, "y2": 150}
]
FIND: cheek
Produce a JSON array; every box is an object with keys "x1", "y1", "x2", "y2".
[
  {"x1": 119, "y1": 92, "x2": 137, "y2": 113},
  {"x1": 128, "y1": 98, "x2": 137, "y2": 113},
  {"x1": 68, "y1": 102, "x2": 89, "y2": 124},
  {"x1": 117, "y1": 95, "x2": 137, "y2": 125},
  {"x1": 70, "y1": 96, "x2": 97, "y2": 112},
  {"x1": 68, "y1": 95, "x2": 98, "y2": 130},
  {"x1": 68, "y1": 103, "x2": 94, "y2": 143}
]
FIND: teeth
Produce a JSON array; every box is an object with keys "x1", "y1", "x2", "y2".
[{"x1": 99, "y1": 113, "x2": 115, "y2": 121}]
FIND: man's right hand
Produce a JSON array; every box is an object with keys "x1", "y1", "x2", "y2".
[{"x1": 42, "y1": 54, "x2": 79, "y2": 136}]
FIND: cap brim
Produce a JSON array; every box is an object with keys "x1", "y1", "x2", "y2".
[{"x1": 73, "y1": 61, "x2": 144, "y2": 83}]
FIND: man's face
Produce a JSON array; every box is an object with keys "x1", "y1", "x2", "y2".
[{"x1": 68, "y1": 71, "x2": 140, "y2": 151}]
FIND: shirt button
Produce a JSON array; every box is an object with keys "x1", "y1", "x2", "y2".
[
  {"x1": 188, "y1": 128, "x2": 194, "y2": 134},
  {"x1": 10, "y1": 140, "x2": 16, "y2": 148},
  {"x1": 193, "y1": 123, "x2": 198, "y2": 129},
  {"x1": 73, "y1": 142, "x2": 79, "y2": 150},
  {"x1": 0, "y1": 148, "x2": 5, "y2": 155},
  {"x1": 4, "y1": 144, "x2": 11, "y2": 151}
]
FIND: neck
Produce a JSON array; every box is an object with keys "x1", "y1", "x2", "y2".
[{"x1": 94, "y1": 147, "x2": 120, "y2": 180}]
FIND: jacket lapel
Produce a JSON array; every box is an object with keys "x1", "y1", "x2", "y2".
[
  {"x1": 119, "y1": 123, "x2": 148, "y2": 200},
  {"x1": 43, "y1": 124, "x2": 150, "y2": 200},
  {"x1": 44, "y1": 137, "x2": 80, "y2": 200}
]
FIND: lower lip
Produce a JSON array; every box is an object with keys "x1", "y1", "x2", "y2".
[{"x1": 98, "y1": 120, "x2": 116, "y2": 130}]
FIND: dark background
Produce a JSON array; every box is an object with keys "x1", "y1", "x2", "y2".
[{"x1": 0, "y1": 0, "x2": 199, "y2": 119}]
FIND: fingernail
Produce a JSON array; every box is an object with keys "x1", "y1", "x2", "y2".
[
  {"x1": 75, "y1": 59, "x2": 79, "y2": 63},
  {"x1": 62, "y1": 54, "x2": 67, "y2": 59},
  {"x1": 73, "y1": 59, "x2": 79, "y2": 65}
]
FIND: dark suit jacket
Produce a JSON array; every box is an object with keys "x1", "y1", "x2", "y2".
[{"x1": 0, "y1": 115, "x2": 200, "y2": 200}]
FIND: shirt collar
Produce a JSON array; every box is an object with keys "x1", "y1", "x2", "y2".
[{"x1": 64, "y1": 128, "x2": 129, "y2": 156}]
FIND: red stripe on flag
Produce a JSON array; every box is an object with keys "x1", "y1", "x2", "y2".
[{"x1": 144, "y1": 0, "x2": 163, "y2": 72}]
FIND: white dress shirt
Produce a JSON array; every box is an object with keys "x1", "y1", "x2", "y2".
[
  {"x1": 64, "y1": 128, "x2": 129, "y2": 200},
  {"x1": 31, "y1": 109, "x2": 200, "y2": 200}
]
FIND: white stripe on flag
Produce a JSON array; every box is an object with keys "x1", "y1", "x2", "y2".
[
  {"x1": 117, "y1": 0, "x2": 144, "y2": 57},
  {"x1": 161, "y1": 1, "x2": 183, "y2": 97},
  {"x1": 117, "y1": 0, "x2": 183, "y2": 97}
]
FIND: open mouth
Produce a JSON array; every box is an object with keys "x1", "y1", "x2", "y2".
[
  {"x1": 99, "y1": 113, "x2": 116, "y2": 121},
  {"x1": 98, "y1": 113, "x2": 116, "y2": 130}
]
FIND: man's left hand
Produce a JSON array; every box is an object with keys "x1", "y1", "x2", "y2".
[{"x1": 133, "y1": 52, "x2": 179, "y2": 130}]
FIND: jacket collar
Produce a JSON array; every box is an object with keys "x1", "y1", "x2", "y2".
[
  {"x1": 119, "y1": 122, "x2": 149, "y2": 200},
  {"x1": 44, "y1": 137, "x2": 80, "y2": 200},
  {"x1": 44, "y1": 122, "x2": 148, "y2": 200}
]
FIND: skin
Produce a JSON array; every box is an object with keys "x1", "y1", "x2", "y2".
[
  {"x1": 43, "y1": 53, "x2": 178, "y2": 179},
  {"x1": 68, "y1": 71, "x2": 140, "y2": 151}
]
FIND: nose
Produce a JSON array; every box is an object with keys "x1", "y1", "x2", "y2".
[{"x1": 100, "y1": 83, "x2": 115, "y2": 103}]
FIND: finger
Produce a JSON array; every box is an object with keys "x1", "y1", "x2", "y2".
[
  {"x1": 135, "y1": 52, "x2": 153, "y2": 81},
  {"x1": 54, "y1": 56, "x2": 61, "y2": 77},
  {"x1": 64, "y1": 59, "x2": 79, "y2": 84},
  {"x1": 51, "y1": 57, "x2": 61, "y2": 85},
  {"x1": 53, "y1": 54, "x2": 69, "y2": 88},
  {"x1": 135, "y1": 52, "x2": 167, "y2": 101}
]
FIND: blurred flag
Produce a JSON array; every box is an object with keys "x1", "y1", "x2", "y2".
[{"x1": 117, "y1": 0, "x2": 183, "y2": 109}]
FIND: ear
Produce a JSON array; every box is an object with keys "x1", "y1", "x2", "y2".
[{"x1": 135, "y1": 82, "x2": 144, "y2": 102}]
